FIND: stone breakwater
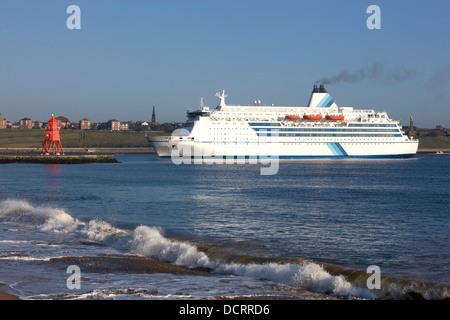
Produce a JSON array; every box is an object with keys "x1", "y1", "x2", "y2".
[
  {"x1": 0, "y1": 155, "x2": 118, "y2": 164},
  {"x1": 0, "y1": 147, "x2": 155, "y2": 154}
]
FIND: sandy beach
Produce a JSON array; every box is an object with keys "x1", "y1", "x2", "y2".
[{"x1": 0, "y1": 283, "x2": 20, "y2": 300}]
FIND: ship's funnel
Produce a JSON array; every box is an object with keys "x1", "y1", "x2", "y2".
[{"x1": 307, "y1": 84, "x2": 338, "y2": 108}]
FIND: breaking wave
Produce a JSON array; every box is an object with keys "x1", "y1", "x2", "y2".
[
  {"x1": 128, "y1": 225, "x2": 212, "y2": 269},
  {"x1": 0, "y1": 199, "x2": 127, "y2": 240},
  {"x1": 0, "y1": 199, "x2": 77, "y2": 233},
  {"x1": 1, "y1": 199, "x2": 448, "y2": 300},
  {"x1": 125, "y1": 224, "x2": 373, "y2": 298}
]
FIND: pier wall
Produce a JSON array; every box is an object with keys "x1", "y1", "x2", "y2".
[{"x1": 0, "y1": 155, "x2": 118, "y2": 164}]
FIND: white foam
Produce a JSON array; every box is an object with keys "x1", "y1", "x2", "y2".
[
  {"x1": 127, "y1": 225, "x2": 213, "y2": 269},
  {"x1": 0, "y1": 256, "x2": 51, "y2": 261},
  {"x1": 292, "y1": 262, "x2": 374, "y2": 298},
  {"x1": 215, "y1": 262, "x2": 374, "y2": 299},
  {"x1": 80, "y1": 219, "x2": 129, "y2": 242},
  {"x1": 0, "y1": 199, "x2": 128, "y2": 241},
  {"x1": 0, "y1": 240, "x2": 34, "y2": 244},
  {"x1": 0, "y1": 199, "x2": 78, "y2": 233}
]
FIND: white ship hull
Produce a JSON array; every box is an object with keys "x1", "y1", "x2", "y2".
[
  {"x1": 148, "y1": 85, "x2": 419, "y2": 160},
  {"x1": 149, "y1": 137, "x2": 418, "y2": 159},
  {"x1": 146, "y1": 136, "x2": 172, "y2": 156}
]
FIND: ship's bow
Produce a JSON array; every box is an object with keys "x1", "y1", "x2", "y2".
[{"x1": 146, "y1": 136, "x2": 172, "y2": 158}]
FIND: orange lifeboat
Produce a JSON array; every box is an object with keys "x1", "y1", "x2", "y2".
[
  {"x1": 303, "y1": 114, "x2": 323, "y2": 121},
  {"x1": 285, "y1": 115, "x2": 300, "y2": 120},
  {"x1": 326, "y1": 114, "x2": 345, "y2": 121}
]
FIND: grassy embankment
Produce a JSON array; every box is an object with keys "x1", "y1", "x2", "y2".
[
  {"x1": 0, "y1": 129, "x2": 168, "y2": 148},
  {"x1": 1, "y1": 129, "x2": 449, "y2": 151},
  {"x1": 417, "y1": 136, "x2": 450, "y2": 151}
]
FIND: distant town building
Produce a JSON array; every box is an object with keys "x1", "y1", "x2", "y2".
[
  {"x1": 120, "y1": 122, "x2": 129, "y2": 131},
  {"x1": 91, "y1": 122, "x2": 101, "y2": 130},
  {"x1": 68, "y1": 122, "x2": 78, "y2": 129},
  {"x1": 19, "y1": 117, "x2": 33, "y2": 129},
  {"x1": 107, "y1": 120, "x2": 129, "y2": 131},
  {"x1": 55, "y1": 116, "x2": 70, "y2": 128},
  {"x1": 133, "y1": 120, "x2": 149, "y2": 131},
  {"x1": 33, "y1": 121, "x2": 43, "y2": 129},
  {"x1": 79, "y1": 118, "x2": 91, "y2": 130},
  {"x1": 109, "y1": 119, "x2": 120, "y2": 131},
  {"x1": 0, "y1": 113, "x2": 4, "y2": 129}
]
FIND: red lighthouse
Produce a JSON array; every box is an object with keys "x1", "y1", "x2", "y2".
[{"x1": 41, "y1": 115, "x2": 64, "y2": 155}]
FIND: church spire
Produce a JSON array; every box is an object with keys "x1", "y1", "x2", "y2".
[{"x1": 151, "y1": 106, "x2": 156, "y2": 123}]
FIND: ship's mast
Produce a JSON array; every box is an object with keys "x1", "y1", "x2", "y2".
[{"x1": 215, "y1": 90, "x2": 227, "y2": 108}]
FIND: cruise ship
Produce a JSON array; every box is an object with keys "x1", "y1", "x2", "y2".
[{"x1": 147, "y1": 85, "x2": 418, "y2": 160}]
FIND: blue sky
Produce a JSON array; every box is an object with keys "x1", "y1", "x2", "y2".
[{"x1": 0, "y1": 0, "x2": 449, "y2": 127}]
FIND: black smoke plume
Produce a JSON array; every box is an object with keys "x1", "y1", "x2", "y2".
[{"x1": 316, "y1": 62, "x2": 417, "y2": 85}]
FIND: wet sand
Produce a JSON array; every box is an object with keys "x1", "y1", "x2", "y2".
[
  {"x1": 0, "y1": 283, "x2": 20, "y2": 300},
  {"x1": 49, "y1": 255, "x2": 214, "y2": 276}
]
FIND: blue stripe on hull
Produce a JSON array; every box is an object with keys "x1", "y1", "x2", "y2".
[
  {"x1": 159, "y1": 154, "x2": 417, "y2": 159},
  {"x1": 326, "y1": 142, "x2": 349, "y2": 156},
  {"x1": 277, "y1": 154, "x2": 417, "y2": 159},
  {"x1": 334, "y1": 143, "x2": 348, "y2": 156}
]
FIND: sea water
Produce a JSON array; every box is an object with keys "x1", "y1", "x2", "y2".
[{"x1": 0, "y1": 153, "x2": 449, "y2": 300}]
